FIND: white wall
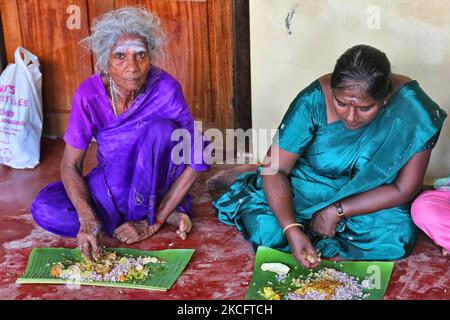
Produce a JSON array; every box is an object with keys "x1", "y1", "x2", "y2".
[{"x1": 250, "y1": 0, "x2": 450, "y2": 180}]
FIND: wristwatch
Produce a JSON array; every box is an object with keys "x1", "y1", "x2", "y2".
[{"x1": 333, "y1": 201, "x2": 346, "y2": 219}]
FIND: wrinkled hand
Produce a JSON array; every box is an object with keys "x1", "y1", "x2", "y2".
[
  {"x1": 113, "y1": 220, "x2": 161, "y2": 244},
  {"x1": 286, "y1": 227, "x2": 321, "y2": 269},
  {"x1": 77, "y1": 215, "x2": 102, "y2": 260},
  {"x1": 310, "y1": 205, "x2": 341, "y2": 238}
]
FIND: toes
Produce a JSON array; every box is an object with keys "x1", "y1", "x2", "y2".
[
  {"x1": 178, "y1": 214, "x2": 192, "y2": 233},
  {"x1": 185, "y1": 219, "x2": 192, "y2": 233},
  {"x1": 177, "y1": 216, "x2": 191, "y2": 240},
  {"x1": 179, "y1": 218, "x2": 186, "y2": 232},
  {"x1": 207, "y1": 176, "x2": 229, "y2": 192},
  {"x1": 177, "y1": 214, "x2": 189, "y2": 228},
  {"x1": 176, "y1": 229, "x2": 187, "y2": 240}
]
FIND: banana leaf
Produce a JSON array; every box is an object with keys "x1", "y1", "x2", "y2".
[
  {"x1": 16, "y1": 247, "x2": 194, "y2": 291},
  {"x1": 245, "y1": 246, "x2": 394, "y2": 300}
]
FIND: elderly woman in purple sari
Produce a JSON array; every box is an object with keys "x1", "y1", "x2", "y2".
[{"x1": 31, "y1": 7, "x2": 208, "y2": 259}]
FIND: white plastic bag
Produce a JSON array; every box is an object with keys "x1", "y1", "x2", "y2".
[{"x1": 0, "y1": 47, "x2": 43, "y2": 168}]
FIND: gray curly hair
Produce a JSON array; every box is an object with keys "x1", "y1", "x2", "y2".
[{"x1": 81, "y1": 6, "x2": 165, "y2": 71}]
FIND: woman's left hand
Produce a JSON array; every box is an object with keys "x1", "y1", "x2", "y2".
[
  {"x1": 310, "y1": 205, "x2": 341, "y2": 238},
  {"x1": 113, "y1": 220, "x2": 160, "y2": 244}
]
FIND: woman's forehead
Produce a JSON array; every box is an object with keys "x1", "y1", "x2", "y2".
[
  {"x1": 112, "y1": 35, "x2": 148, "y2": 51},
  {"x1": 333, "y1": 86, "x2": 376, "y2": 103}
]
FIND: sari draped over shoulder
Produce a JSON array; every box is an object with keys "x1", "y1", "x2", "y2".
[
  {"x1": 31, "y1": 68, "x2": 208, "y2": 237},
  {"x1": 213, "y1": 80, "x2": 447, "y2": 260}
]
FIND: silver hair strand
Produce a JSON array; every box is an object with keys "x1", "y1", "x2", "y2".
[{"x1": 80, "y1": 6, "x2": 166, "y2": 71}]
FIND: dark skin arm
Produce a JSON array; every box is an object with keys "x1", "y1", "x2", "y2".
[
  {"x1": 261, "y1": 145, "x2": 321, "y2": 269},
  {"x1": 310, "y1": 149, "x2": 432, "y2": 237},
  {"x1": 60, "y1": 144, "x2": 101, "y2": 260},
  {"x1": 155, "y1": 166, "x2": 200, "y2": 224}
]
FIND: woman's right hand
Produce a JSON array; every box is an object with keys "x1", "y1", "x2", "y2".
[
  {"x1": 77, "y1": 215, "x2": 102, "y2": 260},
  {"x1": 285, "y1": 227, "x2": 321, "y2": 269}
]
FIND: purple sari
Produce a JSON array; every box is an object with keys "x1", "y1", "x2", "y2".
[{"x1": 31, "y1": 67, "x2": 208, "y2": 237}]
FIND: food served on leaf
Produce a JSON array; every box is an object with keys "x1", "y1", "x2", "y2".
[
  {"x1": 259, "y1": 265, "x2": 370, "y2": 300},
  {"x1": 302, "y1": 249, "x2": 321, "y2": 264},
  {"x1": 260, "y1": 263, "x2": 290, "y2": 276},
  {"x1": 50, "y1": 250, "x2": 164, "y2": 283}
]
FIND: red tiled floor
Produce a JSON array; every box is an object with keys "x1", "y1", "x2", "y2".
[{"x1": 0, "y1": 139, "x2": 448, "y2": 300}]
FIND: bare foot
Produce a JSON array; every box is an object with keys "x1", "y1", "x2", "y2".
[
  {"x1": 166, "y1": 211, "x2": 192, "y2": 240},
  {"x1": 443, "y1": 248, "x2": 449, "y2": 257},
  {"x1": 326, "y1": 255, "x2": 344, "y2": 262},
  {"x1": 207, "y1": 164, "x2": 258, "y2": 193}
]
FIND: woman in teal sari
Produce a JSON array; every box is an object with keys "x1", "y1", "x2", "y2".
[{"x1": 213, "y1": 45, "x2": 447, "y2": 268}]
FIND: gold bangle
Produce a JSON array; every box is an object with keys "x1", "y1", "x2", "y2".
[{"x1": 282, "y1": 223, "x2": 304, "y2": 236}]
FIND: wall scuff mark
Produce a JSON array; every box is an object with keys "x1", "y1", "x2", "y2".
[{"x1": 285, "y1": 4, "x2": 299, "y2": 35}]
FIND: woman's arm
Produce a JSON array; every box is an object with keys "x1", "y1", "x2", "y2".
[
  {"x1": 342, "y1": 149, "x2": 431, "y2": 216},
  {"x1": 311, "y1": 149, "x2": 432, "y2": 236},
  {"x1": 60, "y1": 144, "x2": 101, "y2": 258},
  {"x1": 261, "y1": 145, "x2": 321, "y2": 268},
  {"x1": 154, "y1": 165, "x2": 200, "y2": 224},
  {"x1": 261, "y1": 146, "x2": 299, "y2": 230}
]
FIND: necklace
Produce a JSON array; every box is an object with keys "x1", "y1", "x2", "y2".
[{"x1": 109, "y1": 76, "x2": 118, "y2": 117}]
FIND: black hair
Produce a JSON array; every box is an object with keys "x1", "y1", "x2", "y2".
[{"x1": 331, "y1": 44, "x2": 393, "y2": 100}]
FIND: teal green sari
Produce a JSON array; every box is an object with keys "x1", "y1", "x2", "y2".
[{"x1": 213, "y1": 80, "x2": 447, "y2": 260}]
